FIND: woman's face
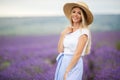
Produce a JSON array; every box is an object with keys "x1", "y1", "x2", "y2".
[{"x1": 71, "y1": 7, "x2": 82, "y2": 23}]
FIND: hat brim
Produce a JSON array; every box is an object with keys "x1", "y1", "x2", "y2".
[{"x1": 63, "y1": 2, "x2": 93, "y2": 25}]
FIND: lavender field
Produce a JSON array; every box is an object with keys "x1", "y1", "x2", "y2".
[
  {"x1": 0, "y1": 31, "x2": 120, "y2": 80},
  {"x1": 0, "y1": 14, "x2": 120, "y2": 80}
]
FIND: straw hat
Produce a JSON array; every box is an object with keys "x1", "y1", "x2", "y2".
[{"x1": 63, "y1": 1, "x2": 93, "y2": 25}]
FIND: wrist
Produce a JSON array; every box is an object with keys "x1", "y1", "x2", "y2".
[{"x1": 65, "y1": 70, "x2": 69, "y2": 73}]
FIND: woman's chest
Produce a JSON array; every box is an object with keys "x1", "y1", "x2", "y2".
[{"x1": 63, "y1": 33, "x2": 80, "y2": 48}]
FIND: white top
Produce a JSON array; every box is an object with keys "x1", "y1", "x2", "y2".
[{"x1": 63, "y1": 28, "x2": 90, "y2": 56}]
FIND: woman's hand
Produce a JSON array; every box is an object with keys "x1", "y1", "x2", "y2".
[{"x1": 61, "y1": 27, "x2": 73, "y2": 36}]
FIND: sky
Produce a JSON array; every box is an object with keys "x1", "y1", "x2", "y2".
[{"x1": 0, "y1": 0, "x2": 120, "y2": 17}]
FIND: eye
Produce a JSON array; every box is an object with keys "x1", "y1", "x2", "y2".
[
  {"x1": 72, "y1": 10, "x2": 76, "y2": 13},
  {"x1": 78, "y1": 12, "x2": 81, "y2": 15}
]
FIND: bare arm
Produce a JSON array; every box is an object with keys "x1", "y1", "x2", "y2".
[
  {"x1": 65, "y1": 34, "x2": 88, "y2": 73},
  {"x1": 58, "y1": 27, "x2": 73, "y2": 53},
  {"x1": 57, "y1": 34, "x2": 65, "y2": 53}
]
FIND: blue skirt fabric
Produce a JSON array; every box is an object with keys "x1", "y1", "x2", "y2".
[{"x1": 54, "y1": 53, "x2": 83, "y2": 80}]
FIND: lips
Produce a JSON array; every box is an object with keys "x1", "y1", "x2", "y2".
[
  {"x1": 72, "y1": 17, "x2": 80, "y2": 22},
  {"x1": 73, "y1": 17, "x2": 78, "y2": 20}
]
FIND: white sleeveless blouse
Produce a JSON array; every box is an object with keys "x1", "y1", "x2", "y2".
[{"x1": 63, "y1": 28, "x2": 90, "y2": 56}]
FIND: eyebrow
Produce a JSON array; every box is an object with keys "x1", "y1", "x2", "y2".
[{"x1": 71, "y1": 9, "x2": 81, "y2": 13}]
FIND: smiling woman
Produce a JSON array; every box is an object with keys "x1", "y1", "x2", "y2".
[{"x1": 54, "y1": 1, "x2": 93, "y2": 80}]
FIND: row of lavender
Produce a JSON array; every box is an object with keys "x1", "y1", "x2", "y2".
[{"x1": 0, "y1": 31, "x2": 120, "y2": 80}]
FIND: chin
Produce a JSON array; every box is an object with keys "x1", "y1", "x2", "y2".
[{"x1": 73, "y1": 21, "x2": 80, "y2": 23}]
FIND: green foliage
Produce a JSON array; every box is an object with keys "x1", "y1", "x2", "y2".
[
  {"x1": 116, "y1": 41, "x2": 120, "y2": 50},
  {"x1": 0, "y1": 61, "x2": 10, "y2": 71}
]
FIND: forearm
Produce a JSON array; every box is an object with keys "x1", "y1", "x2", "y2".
[
  {"x1": 65, "y1": 52, "x2": 81, "y2": 73},
  {"x1": 58, "y1": 34, "x2": 65, "y2": 53}
]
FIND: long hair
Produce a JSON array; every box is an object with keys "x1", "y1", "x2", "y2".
[{"x1": 70, "y1": 6, "x2": 91, "y2": 55}]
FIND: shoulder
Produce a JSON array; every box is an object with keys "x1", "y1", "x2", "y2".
[{"x1": 81, "y1": 28, "x2": 90, "y2": 37}]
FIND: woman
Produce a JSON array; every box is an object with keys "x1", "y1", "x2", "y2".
[{"x1": 55, "y1": 1, "x2": 93, "y2": 80}]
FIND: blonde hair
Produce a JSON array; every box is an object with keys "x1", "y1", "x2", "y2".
[{"x1": 70, "y1": 6, "x2": 91, "y2": 55}]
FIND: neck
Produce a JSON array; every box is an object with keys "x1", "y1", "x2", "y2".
[{"x1": 72, "y1": 22, "x2": 82, "y2": 30}]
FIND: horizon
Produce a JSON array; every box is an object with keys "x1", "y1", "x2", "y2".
[{"x1": 0, "y1": 13, "x2": 120, "y2": 18}]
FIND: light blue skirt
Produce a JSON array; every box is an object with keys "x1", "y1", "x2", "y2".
[{"x1": 54, "y1": 53, "x2": 83, "y2": 80}]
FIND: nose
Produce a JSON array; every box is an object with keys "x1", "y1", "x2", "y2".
[
  {"x1": 74, "y1": 13, "x2": 79, "y2": 18},
  {"x1": 73, "y1": 12, "x2": 78, "y2": 16}
]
